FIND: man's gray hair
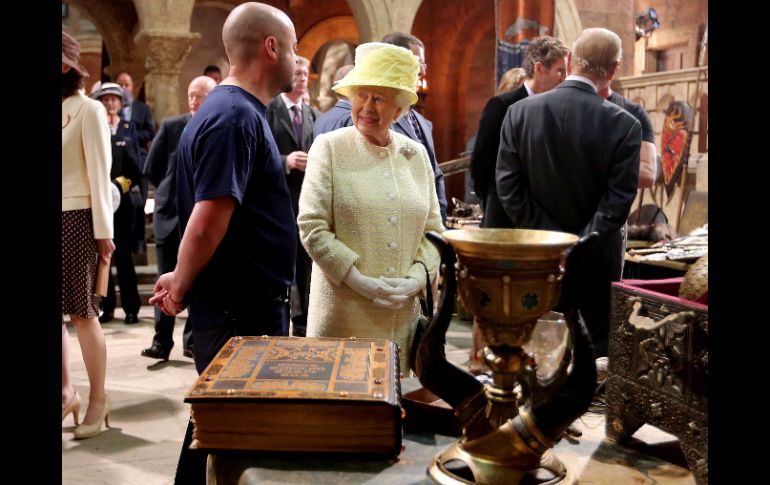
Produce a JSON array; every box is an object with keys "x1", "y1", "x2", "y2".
[{"x1": 570, "y1": 28, "x2": 622, "y2": 79}]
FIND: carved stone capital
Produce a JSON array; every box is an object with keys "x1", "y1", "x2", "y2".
[{"x1": 135, "y1": 31, "x2": 201, "y2": 75}]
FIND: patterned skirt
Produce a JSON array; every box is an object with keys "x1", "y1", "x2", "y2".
[{"x1": 62, "y1": 209, "x2": 99, "y2": 318}]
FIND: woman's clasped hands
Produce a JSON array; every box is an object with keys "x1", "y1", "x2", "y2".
[{"x1": 344, "y1": 266, "x2": 421, "y2": 310}]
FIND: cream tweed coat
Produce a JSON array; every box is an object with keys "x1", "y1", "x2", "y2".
[{"x1": 298, "y1": 126, "x2": 444, "y2": 373}]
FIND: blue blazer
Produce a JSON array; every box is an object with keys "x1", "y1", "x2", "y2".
[
  {"x1": 144, "y1": 112, "x2": 191, "y2": 241},
  {"x1": 392, "y1": 110, "x2": 447, "y2": 222},
  {"x1": 122, "y1": 100, "x2": 155, "y2": 169},
  {"x1": 312, "y1": 99, "x2": 353, "y2": 140}
]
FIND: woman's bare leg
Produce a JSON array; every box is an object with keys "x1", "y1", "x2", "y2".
[
  {"x1": 69, "y1": 314, "x2": 107, "y2": 425},
  {"x1": 62, "y1": 318, "x2": 75, "y2": 407}
]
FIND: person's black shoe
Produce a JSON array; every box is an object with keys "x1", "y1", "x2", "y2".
[
  {"x1": 124, "y1": 313, "x2": 140, "y2": 324},
  {"x1": 141, "y1": 343, "x2": 172, "y2": 361},
  {"x1": 182, "y1": 346, "x2": 194, "y2": 358},
  {"x1": 98, "y1": 312, "x2": 114, "y2": 324}
]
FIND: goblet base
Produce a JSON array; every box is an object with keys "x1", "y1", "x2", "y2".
[{"x1": 428, "y1": 442, "x2": 573, "y2": 485}]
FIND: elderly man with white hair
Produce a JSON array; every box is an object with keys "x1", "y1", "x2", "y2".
[
  {"x1": 496, "y1": 27, "x2": 641, "y2": 358},
  {"x1": 141, "y1": 75, "x2": 217, "y2": 362}
]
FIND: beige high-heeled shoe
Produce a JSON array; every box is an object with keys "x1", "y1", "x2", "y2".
[
  {"x1": 73, "y1": 395, "x2": 111, "y2": 440},
  {"x1": 62, "y1": 390, "x2": 81, "y2": 425}
]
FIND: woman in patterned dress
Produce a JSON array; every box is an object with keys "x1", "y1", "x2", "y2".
[{"x1": 61, "y1": 31, "x2": 114, "y2": 439}]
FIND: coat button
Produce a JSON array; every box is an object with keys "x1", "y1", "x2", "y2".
[
  {"x1": 388, "y1": 242, "x2": 399, "y2": 250},
  {"x1": 387, "y1": 192, "x2": 396, "y2": 200},
  {"x1": 387, "y1": 266, "x2": 396, "y2": 273},
  {"x1": 389, "y1": 216, "x2": 398, "y2": 224},
  {"x1": 382, "y1": 171, "x2": 390, "y2": 177}
]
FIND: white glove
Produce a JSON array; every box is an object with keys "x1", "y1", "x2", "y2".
[
  {"x1": 110, "y1": 183, "x2": 121, "y2": 213},
  {"x1": 344, "y1": 266, "x2": 404, "y2": 310},
  {"x1": 378, "y1": 277, "x2": 421, "y2": 305}
]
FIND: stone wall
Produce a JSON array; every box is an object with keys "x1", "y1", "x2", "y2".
[{"x1": 615, "y1": 67, "x2": 708, "y2": 231}]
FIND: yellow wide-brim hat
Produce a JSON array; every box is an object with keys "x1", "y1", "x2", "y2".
[{"x1": 333, "y1": 42, "x2": 419, "y2": 106}]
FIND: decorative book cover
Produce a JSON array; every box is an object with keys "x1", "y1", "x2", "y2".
[{"x1": 185, "y1": 336, "x2": 402, "y2": 455}]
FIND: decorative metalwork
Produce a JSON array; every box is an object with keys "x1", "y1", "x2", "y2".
[{"x1": 606, "y1": 283, "x2": 708, "y2": 485}]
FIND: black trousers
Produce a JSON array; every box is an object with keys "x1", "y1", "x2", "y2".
[
  {"x1": 173, "y1": 292, "x2": 289, "y2": 485},
  {"x1": 574, "y1": 240, "x2": 622, "y2": 359},
  {"x1": 151, "y1": 231, "x2": 191, "y2": 349},
  {"x1": 102, "y1": 202, "x2": 140, "y2": 315},
  {"x1": 290, "y1": 238, "x2": 312, "y2": 337}
]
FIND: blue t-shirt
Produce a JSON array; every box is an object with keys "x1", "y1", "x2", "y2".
[{"x1": 176, "y1": 85, "x2": 297, "y2": 300}]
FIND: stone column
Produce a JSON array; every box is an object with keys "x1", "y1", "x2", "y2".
[
  {"x1": 135, "y1": 31, "x2": 200, "y2": 123},
  {"x1": 346, "y1": 0, "x2": 423, "y2": 42},
  {"x1": 74, "y1": 34, "x2": 104, "y2": 94}
]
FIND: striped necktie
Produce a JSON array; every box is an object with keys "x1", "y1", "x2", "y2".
[
  {"x1": 408, "y1": 110, "x2": 424, "y2": 144},
  {"x1": 291, "y1": 105, "x2": 302, "y2": 143}
]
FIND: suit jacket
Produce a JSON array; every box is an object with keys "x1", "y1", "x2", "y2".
[
  {"x1": 265, "y1": 96, "x2": 319, "y2": 217},
  {"x1": 496, "y1": 80, "x2": 641, "y2": 277},
  {"x1": 111, "y1": 119, "x2": 142, "y2": 245},
  {"x1": 393, "y1": 110, "x2": 447, "y2": 222},
  {"x1": 312, "y1": 99, "x2": 353, "y2": 140},
  {"x1": 123, "y1": 99, "x2": 155, "y2": 169},
  {"x1": 110, "y1": 119, "x2": 142, "y2": 186},
  {"x1": 144, "y1": 112, "x2": 191, "y2": 241},
  {"x1": 62, "y1": 91, "x2": 113, "y2": 239},
  {"x1": 470, "y1": 84, "x2": 528, "y2": 228}
]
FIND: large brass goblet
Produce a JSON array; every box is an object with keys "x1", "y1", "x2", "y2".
[{"x1": 419, "y1": 228, "x2": 583, "y2": 485}]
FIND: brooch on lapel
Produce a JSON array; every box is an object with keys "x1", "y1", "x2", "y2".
[
  {"x1": 123, "y1": 123, "x2": 130, "y2": 129},
  {"x1": 399, "y1": 145, "x2": 417, "y2": 160}
]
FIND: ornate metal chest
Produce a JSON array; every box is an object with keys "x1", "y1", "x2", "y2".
[{"x1": 606, "y1": 278, "x2": 708, "y2": 484}]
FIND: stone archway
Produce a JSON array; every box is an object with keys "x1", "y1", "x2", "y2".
[
  {"x1": 554, "y1": 0, "x2": 582, "y2": 46},
  {"x1": 297, "y1": 16, "x2": 359, "y2": 111},
  {"x1": 310, "y1": 40, "x2": 356, "y2": 111},
  {"x1": 66, "y1": 0, "x2": 145, "y2": 88},
  {"x1": 297, "y1": 15, "x2": 359, "y2": 61},
  {"x1": 345, "y1": 0, "x2": 423, "y2": 42}
]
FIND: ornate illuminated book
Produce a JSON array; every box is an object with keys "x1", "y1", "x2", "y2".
[{"x1": 185, "y1": 336, "x2": 402, "y2": 455}]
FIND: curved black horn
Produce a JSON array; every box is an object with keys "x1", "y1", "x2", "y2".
[{"x1": 414, "y1": 231, "x2": 484, "y2": 409}]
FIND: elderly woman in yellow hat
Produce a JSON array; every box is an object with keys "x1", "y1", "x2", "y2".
[{"x1": 298, "y1": 42, "x2": 444, "y2": 373}]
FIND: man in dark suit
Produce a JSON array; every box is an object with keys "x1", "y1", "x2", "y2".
[
  {"x1": 382, "y1": 32, "x2": 447, "y2": 223},
  {"x1": 470, "y1": 37, "x2": 568, "y2": 228},
  {"x1": 116, "y1": 71, "x2": 156, "y2": 253},
  {"x1": 116, "y1": 72, "x2": 156, "y2": 168},
  {"x1": 140, "y1": 76, "x2": 217, "y2": 361},
  {"x1": 265, "y1": 56, "x2": 319, "y2": 338},
  {"x1": 312, "y1": 64, "x2": 354, "y2": 140},
  {"x1": 94, "y1": 83, "x2": 143, "y2": 325},
  {"x1": 496, "y1": 28, "x2": 641, "y2": 357}
]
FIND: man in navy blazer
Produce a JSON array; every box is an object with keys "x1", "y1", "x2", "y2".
[
  {"x1": 265, "y1": 56, "x2": 319, "y2": 338},
  {"x1": 117, "y1": 72, "x2": 156, "y2": 253},
  {"x1": 470, "y1": 37, "x2": 569, "y2": 228},
  {"x1": 140, "y1": 76, "x2": 217, "y2": 361},
  {"x1": 116, "y1": 72, "x2": 156, "y2": 168},
  {"x1": 496, "y1": 28, "x2": 641, "y2": 357},
  {"x1": 312, "y1": 65, "x2": 354, "y2": 140},
  {"x1": 382, "y1": 32, "x2": 447, "y2": 223}
]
